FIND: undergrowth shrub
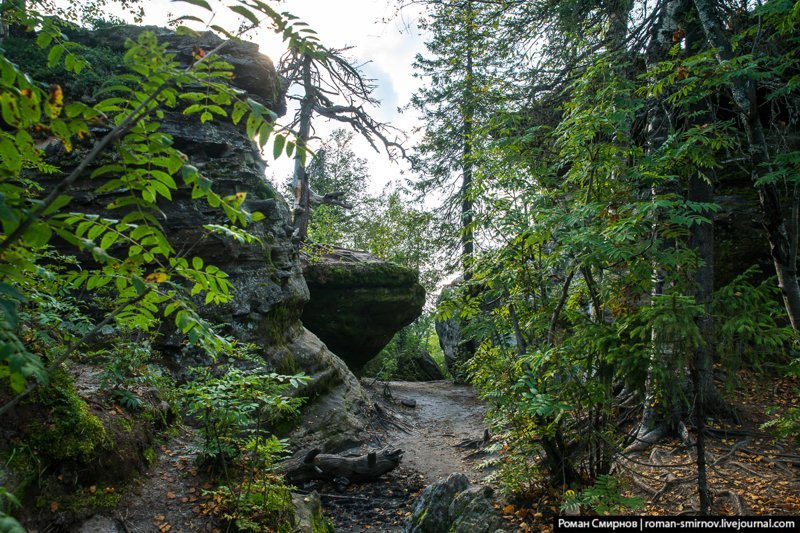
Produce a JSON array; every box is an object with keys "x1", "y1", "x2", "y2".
[{"x1": 181, "y1": 362, "x2": 308, "y2": 531}]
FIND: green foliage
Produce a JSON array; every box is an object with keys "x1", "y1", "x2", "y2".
[
  {"x1": 181, "y1": 365, "x2": 306, "y2": 462},
  {"x1": 93, "y1": 336, "x2": 173, "y2": 412},
  {"x1": 561, "y1": 476, "x2": 644, "y2": 515},
  {"x1": 181, "y1": 361, "x2": 308, "y2": 531},
  {"x1": 423, "y1": 0, "x2": 800, "y2": 506},
  {"x1": 0, "y1": 486, "x2": 23, "y2": 532},
  {"x1": 306, "y1": 129, "x2": 369, "y2": 245},
  {"x1": 0, "y1": 3, "x2": 322, "y2": 528},
  {"x1": 0, "y1": 3, "x2": 289, "y2": 397},
  {"x1": 762, "y1": 360, "x2": 800, "y2": 444},
  {"x1": 713, "y1": 267, "x2": 794, "y2": 377},
  {"x1": 364, "y1": 313, "x2": 446, "y2": 380},
  {"x1": 352, "y1": 191, "x2": 445, "y2": 296}
]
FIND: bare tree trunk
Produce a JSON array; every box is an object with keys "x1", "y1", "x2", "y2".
[
  {"x1": 461, "y1": 0, "x2": 475, "y2": 279},
  {"x1": 687, "y1": 161, "x2": 714, "y2": 512},
  {"x1": 547, "y1": 269, "x2": 575, "y2": 346},
  {"x1": 693, "y1": 0, "x2": 800, "y2": 332},
  {"x1": 292, "y1": 53, "x2": 314, "y2": 242},
  {"x1": 630, "y1": 0, "x2": 689, "y2": 452}
]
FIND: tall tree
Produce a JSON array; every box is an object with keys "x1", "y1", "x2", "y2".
[
  {"x1": 409, "y1": 0, "x2": 501, "y2": 278},
  {"x1": 279, "y1": 42, "x2": 402, "y2": 242}
]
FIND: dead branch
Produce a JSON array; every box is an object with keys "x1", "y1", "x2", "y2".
[
  {"x1": 280, "y1": 447, "x2": 403, "y2": 484},
  {"x1": 309, "y1": 189, "x2": 353, "y2": 209}
]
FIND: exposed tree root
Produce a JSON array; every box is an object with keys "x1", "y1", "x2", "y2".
[
  {"x1": 652, "y1": 474, "x2": 696, "y2": 503},
  {"x1": 624, "y1": 424, "x2": 669, "y2": 453},
  {"x1": 715, "y1": 489, "x2": 747, "y2": 515},
  {"x1": 728, "y1": 461, "x2": 763, "y2": 478}
]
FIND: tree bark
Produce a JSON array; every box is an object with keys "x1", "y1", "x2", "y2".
[
  {"x1": 292, "y1": 53, "x2": 314, "y2": 242},
  {"x1": 693, "y1": 0, "x2": 800, "y2": 332},
  {"x1": 631, "y1": 0, "x2": 690, "y2": 451},
  {"x1": 688, "y1": 171, "x2": 714, "y2": 514},
  {"x1": 280, "y1": 448, "x2": 403, "y2": 484}
]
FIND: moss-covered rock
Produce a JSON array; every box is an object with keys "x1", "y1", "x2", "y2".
[
  {"x1": 0, "y1": 365, "x2": 160, "y2": 530},
  {"x1": 25, "y1": 369, "x2": 111, "y2": 463},
  {"x1": 291, "y1": 491, "x2": 334, "y2": 533},
  {"x1": 403, "y1": 473, "x2": 510, "y2": 533},
  {"x1": 301, "y1": 248, "x2": 426, "y2": 374}
]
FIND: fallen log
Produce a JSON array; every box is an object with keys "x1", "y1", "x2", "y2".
[{"x1": 280, "y1": 447, "x2": 403, "y2": 484}]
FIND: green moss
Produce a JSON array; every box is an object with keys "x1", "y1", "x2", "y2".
[
  {"x1": 27, "y1": 369, "x2": 111, "y2": 462},
  {"x1": 143, "y1": 446, "x2": 157, "y2": 466},
  {"x1": 304, "y1": 261, "x2": 420, "y2": 288},
  {"x1": 312, "y1": 512, "x2": 335, "y2": 533},
  {"x1": 263, "y1": 305, "x2": 294, "y2": 347},
  {"x1": 39, "y1": 488, "x2": 121, "y2": 514},
  {"x1": 114, "y1": 416, "x2": 134, "y2": 433}
]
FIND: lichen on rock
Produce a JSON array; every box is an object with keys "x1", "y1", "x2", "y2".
[{"x1": 404, "y1": 472, "x2": 510, "y2": 533}]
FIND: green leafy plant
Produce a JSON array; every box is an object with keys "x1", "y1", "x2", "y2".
[
  {"x1": 0, "y1": 486, "x2": 23, "y2": 531},
  {"x1": 762, "y1": 359, "x2": 800, "y2": 444},
  {"x1": 561, "y1": 475, "x2": 644, "y2": 515},
  {"x1": 713, "y1": 267, "x2": 794, "y2": 379},
  {"x1": 181, "y1": 363, "x2": 308, "y2": 530}
]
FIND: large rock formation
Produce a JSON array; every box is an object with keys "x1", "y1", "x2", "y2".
[
  {"x1": 404, "y1": 473, "x2": 510, "y2": 533},
  {"x1": 4, "y1": 21, "x2": 368, "y2": 480},
  {"x1": 68, "y1": 25, "x2": 286, "y2": 115},
  {"x1": 301, "y1": 248, "x2": 426, "y2": 373},
  {"x1": 435, "y1": 280, "x2": 478, "y2": 384}
]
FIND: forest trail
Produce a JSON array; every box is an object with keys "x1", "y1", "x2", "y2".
[
  {"x1": 380, "y1": 381, "x2": 485, "y2": 484},
  {"x1": 320, "y1": 379, "x2": 491, "y2": 531},
  {"x1": 377, "y1": 380, "x2": 488, "y2": 484},
  {"x1": 99, "y1": 380, "x2": 490, "y2": 532}
]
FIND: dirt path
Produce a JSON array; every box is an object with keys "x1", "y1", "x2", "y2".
[
  {"x1": 86, "y1": 380, "x2": 488, "y2": 532},
  {"x1": 380, "y1": 380, "x2": 488, "y2": 484},
  {"x1": 319, "y1": 380, "x2": 490, "y2": 532},
  {"x1": 113, "y1": 431, "x2": 221, "y2": 533}
]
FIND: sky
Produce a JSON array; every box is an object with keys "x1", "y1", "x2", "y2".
[{"x1": 94, "y1": 0, "x2": 429, "y2": 195}]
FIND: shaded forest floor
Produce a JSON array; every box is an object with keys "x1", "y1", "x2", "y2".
[
  {"x1": 508, "y1": 370, "x2": 800, "y2": 533},
  {"x1": 93, "y1": 373, "x2": 798, "y2": 532},
  {"x1": 622, "y1": 370, "x2": 800, "y2": 517}
]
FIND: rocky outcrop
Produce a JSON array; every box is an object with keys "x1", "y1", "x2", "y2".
[
  {"x1": 5, "y1": 23, "x2": 368, "y2": 457},
  {"x1": 403, "y1": 473, "x2": 510, "y2": 533},
  {"x1": 435, "y1": 280, "x2": 477, "y2": 384},
  {"x1": 301, "y1": 248, "x2": 426, "y2": 373},
  {"x1": 68, "y1": 25, "x2": 285, "y2": 115},
  {"x1": 2, "y1": 24, "x2": 376, "y2": 531}
]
